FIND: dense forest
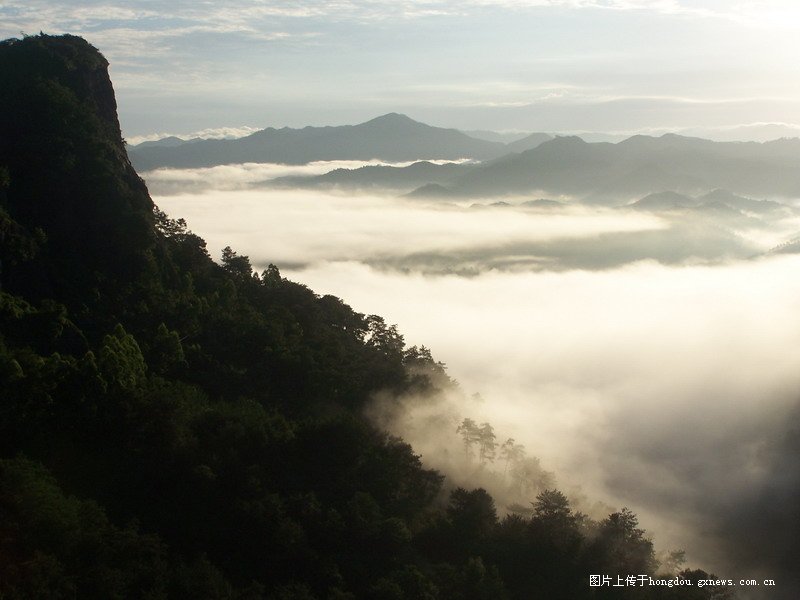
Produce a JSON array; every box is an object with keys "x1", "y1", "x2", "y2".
[{"x1": 0, "y1": 34, "x2": 733, "y2": 599}]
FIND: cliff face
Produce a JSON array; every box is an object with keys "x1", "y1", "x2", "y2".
[
  {"x1": 0, "y1": 34, "x2": 154, "y2": 307},
  {"x1": 0, "y1": 34, "x2": 126, "y2": 157}
]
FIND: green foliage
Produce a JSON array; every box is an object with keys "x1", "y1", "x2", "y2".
[
  {"x1": 221, "y1": 245, "x2": 256, "y2": 279},
  {"x1": 98, "y1": 323, "x2": 147, "y2": 391},
  {"x1": 148, "y1": 322, "x2": 186, "y2": 375},
  {"x1": 532, "y1": 488, "x2": 572, "y2": 520},
  {"x1": 0, "y1": 456, "x2": 170, "y2": 599}
]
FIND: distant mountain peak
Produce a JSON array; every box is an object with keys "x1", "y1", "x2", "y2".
[
  {"x1": 551, "y1": 135, "x2": 586, "y2": 144},
  {"x1": 129, "y1": 111, "x2": 505, "y2": 169},
  {"x1": 365, "y1": 112, "x2": 419, "y2": 125},
  {"x1": 505, "y1": 132, "x2": 554, "y2": 153},
  {"x1": 524, "y1": 135, "x2": 587, "y2": 155},
  {"x1": 629, "y1": 191, "x2": 696, "y2": 211},
  {"x1": 523, "y1": 135, "x2": 587, "y2": 156},
  {"x1": 659, "y1": 132, "x2": 708, "y2": 143}
]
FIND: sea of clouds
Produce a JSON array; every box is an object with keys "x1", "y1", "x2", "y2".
[{"x1": 152, "y1": 161, "x2": 800, "y2": 597}]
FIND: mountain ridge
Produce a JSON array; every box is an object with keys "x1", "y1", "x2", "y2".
[
  {"x1": 267, "y1": 132, "x2": 800, "y2": 203},
  {"x1": 129, "y1": 112, "x2": 508, "y2": 170}
]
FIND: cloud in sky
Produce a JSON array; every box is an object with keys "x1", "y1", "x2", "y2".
[
  {"x1": 127, "y1": 125, "x2": 261, "y2": 145},
  {"x1": 5, "y1": 1, "x2": 800, "y2": 144}
]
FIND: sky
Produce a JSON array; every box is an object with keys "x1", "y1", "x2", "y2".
[{"x1": 4, "y1": 0, "x2": 800, "y2": 138}]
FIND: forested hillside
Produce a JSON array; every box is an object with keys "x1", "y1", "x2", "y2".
[{"x1": 0, "y1": 34, "x2": 730, "y2": 599}]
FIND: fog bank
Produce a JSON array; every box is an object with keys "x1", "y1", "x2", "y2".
[
  {"x1": 143, "y1": 159, "x2": 470, "y2": 195},
  {"x1": 293, "y1": 257, "x2": 800, "y2": 596},
  {"x1": 154, "y1": 181, "x2": 800, "y2": 596}
]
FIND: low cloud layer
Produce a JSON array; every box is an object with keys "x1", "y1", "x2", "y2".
[
  {"x1": 153, "y1": 166, "x2": 800, "y2": 273},
  {"x1": 143, "y1": 160, "x2": 467, "y2": 196},
  {"x1": 294, "y1": 258, "x2": 800, "y2": 598},
  {"x1": 156, "y1": 187, "x2": 677, "y2": 270},
  {"x1": 153, "y1": 179, "x2": 800, "y2": 597},
  {"x1": 127, "y1": 125, "x2": 261, "y2": 146}
]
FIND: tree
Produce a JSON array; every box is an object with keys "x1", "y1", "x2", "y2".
[
  {"x1": 446, "y1": 488, "x2": 498, "y2": 559},
  {"x1": 499, "y1": 438, "x2": 525, "y2": 478},
  {"x1": 591, "y1": 508, "x2": 657, "y2": 575},
  {"x1": 148, "y1": 322, "x2": 185, "y2": 375},
  {"x1": 456, "y1": 418, "x2": 480, "y2": 461},
  {"x1": 153, "y1": 205, "x2": 188, "y2": 238},
  {"x1": 364, "y1": 315, "x2": 404, "y2": 356},
  {"x1": 477, "y1": 422, "x2": 497, "y2": 465},
  {"x1": 98, "y1": 323, "x2": 146, "y2": 391},
  {"x1": 532, "y1": 489, "x2": 572, "y2": 521},
  {"x1": 402, "y1": 345, "x2": 451, "y2": 392},
  {"x1": 261, "y1": 263, "x2": 281, "y2": 288},
  {"x1": 220, "y1": 246, "x2": 254, "y2": 279}
]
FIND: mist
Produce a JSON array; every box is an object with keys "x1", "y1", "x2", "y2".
[
  {"x1": 294, "y1": 258, "x2": 800, "y2": 584},
  {"x1": 142, "y1": 159, "x2": 471, "y2": 196},
  {"x1": 155, "y1": 188, "x2": 679, "y2": 271},
  {"x1": 153, "y1": 166, "x2": 800, "y2": 596}
]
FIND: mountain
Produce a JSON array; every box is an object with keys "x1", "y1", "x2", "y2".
[
  {"x1": 697, "y1": 188, "x2": 789, "y2": 215},
  {"x1": 460, "y1": 129, "x2": 554, "y2": 150},
  {"x1": 285, "y1": 135, "x2": 597, "y2": 197},
  {"x1": 628, "y1": 191, "x2": 696, "y2": 210},
  {"x1": 685, "y1": 123, "x2": 800, "y2": 142},
  {"x1": 246, "y1": 130, "x2": 800, "y2": 205},
  {"x1": 622, "y1": 188, "x2": 792, "y2": 234},
  {"x1": 563, "y1": 131, "x2": 630, "y2": 143},
  {"x1": 461, "y1": 129, "x2": 532, "y2": 143},
  {"x1": 0, "y1": 33, "x2": 157, "y2": 308},
  {"x1": 626, "y1": 189, "x2": 793, "y2": 217},
  {"x1": 450, "y1": 135, "x2": 612, "y2": 198},
  {"x1": 267, "y1": 160, "x2": 473, "y2": 192},
  {"x1": 505, "y1": 132, "x2": 554, "y2": 153},
  {"x1": 129, "y1": 112, "x2": 507, "y2": 170},
  {"x1": 444, "y1": 133, "x2": 800, "y2": 202},
  {"x1": 131, "y1": 135, "x2": 200, "y2": 149},
  {"x1": 404, "y1": 182, "x2": 462, "y2": 199}
]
